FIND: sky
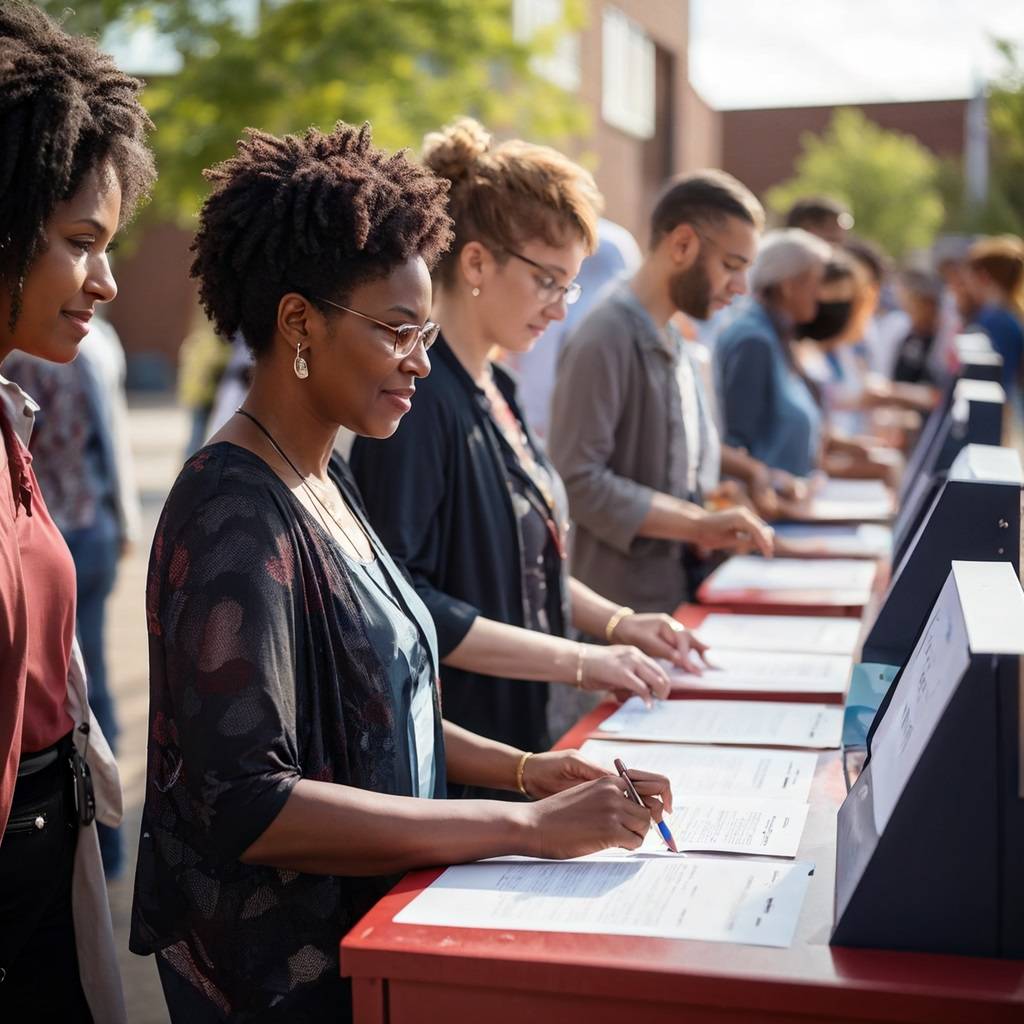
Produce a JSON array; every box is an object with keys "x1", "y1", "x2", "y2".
[{"x1": 690, "y1": 0, "x2": 1024, "y2": 109}]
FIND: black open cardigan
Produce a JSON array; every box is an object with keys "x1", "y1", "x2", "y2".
[{"x1": 350, "y1": 336, "x2": 571, "y2": 757}]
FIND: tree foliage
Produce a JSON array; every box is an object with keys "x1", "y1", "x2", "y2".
[
  {"x1": 766, "y1": 107, "x2": 944, "y2": 259},
  {"x1": 42, "y1": 0, "x2": 587, "y2": 223}
]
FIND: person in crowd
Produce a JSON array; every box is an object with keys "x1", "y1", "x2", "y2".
[
  {"x1": 177, "y1": 313, "x2": 230, "y2": 456},
  {"x1": 4, "y1": 311, "x2": 142, "y2": 878},
  {"x1": 784, "y1": 195, "x2": 854, "y2": 245},
  {"x1": 507, "y1": 216, "x2": 642, "y2": 438},
  {"x1": 715, "y1": 228, "x2": 832, "y2": 477},
  {"x1": 131, "y1": 120, "x2": 672, "y2": 1022},
  {"x1": 547, "y1": 170, "x2": 776, "y2": 627},
  {"x1": 0, "y1": 4, "x2": 155, "y2": 1019},
  {"x1": 793, "y1": 253, "x2": 934, "y2": 469},
  {"x1": 964, "y1": 235, "x2": 1024, "y2": 408},
  {"x1": 351, "y1": 119, "x2": 705, "y2": 763},
  {"x1": 891, "y1": 270, "x2": 944, "y2": 385}
]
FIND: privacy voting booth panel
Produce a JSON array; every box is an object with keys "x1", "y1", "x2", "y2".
[
  {"x1": 833, "y1": 561, "x2": 1024, "y2": 958},
  {"x1": 862, "y1": 445, "x2": 1023, "y2": 665},
  {"x1": 897, "y1": 335, "x2": 1002, "y2": 507},
  {"x1": 891, "y1": 378, "x2": 1005, "y2": 566}
]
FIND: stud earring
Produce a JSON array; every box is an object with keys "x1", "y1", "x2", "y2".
[
  {"x1": 293, "y1": 341, "x2": 309, "y2": 379},
  {"x1": 471, "y1": 287, "x2": 480, "y2": 297}
]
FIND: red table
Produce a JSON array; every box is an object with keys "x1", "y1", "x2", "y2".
[
  {"x1": 694, "y1": 560, "x2": 889, "y2": 618},
  {"x1": 340, "y1": 704, "x2": 1024, "y2": 1023}
]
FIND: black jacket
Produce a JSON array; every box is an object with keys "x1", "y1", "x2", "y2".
[{"x1": 350, "y1": 337, "x2": 570, "y2": 755}]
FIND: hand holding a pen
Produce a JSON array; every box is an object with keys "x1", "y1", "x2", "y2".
[{"x1": 521, "y1": 767, "x2": 674, "y2": 861}]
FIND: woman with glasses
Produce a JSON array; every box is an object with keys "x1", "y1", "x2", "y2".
[
  {"x1": 351, "y1": 119, "x2": 705, "y2": 782},
  {"x1": 131, "y1": 121, "x2": 672, "y2": 1023}
]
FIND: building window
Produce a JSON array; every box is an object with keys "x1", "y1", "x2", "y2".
[
  {"x1": 513, "y1": 0, "x2": 581, "y2": 93},
  {"x1": 601, "y1": 6, "x2": 655, "y2": 139}
]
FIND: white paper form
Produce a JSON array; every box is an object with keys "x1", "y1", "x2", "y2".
[
  {"x1": 694, "y1": 613, "x2": 861, "y2": 655},
  {"x1": 394, "y1": 857, "x2": 815, "y2": 948},
  {"x1": 663, "y1": 649, "x2": 852, "y2": 696},
  {"x1": 807, "y1": 478, "x2": 894, "y2": 520},
  {"x1": 598, "y1": 697, "x2": 843, "y2": 749},
  {"x1": 636, "y1": 796, "x2": 809, "y2": 857},
  {"x1": 869, "y1": 572, "x2": 970, "y2": 834},
  {"x1": 774, "y1": 523, "x2": 892, "y2": 558},
  {"x1": 703, "y1": 557, "x2": 876, "y2": 594},
  {"x1": 579, "y1": 739, "x2": 818, "y2": 802}
]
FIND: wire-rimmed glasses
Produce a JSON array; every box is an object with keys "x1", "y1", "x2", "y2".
[{"x1": 314, "y1": 295, "x2": 440, "y2": 357}]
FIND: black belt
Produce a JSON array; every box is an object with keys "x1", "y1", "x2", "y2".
[{"x1": 16, "y1": 737, "x2": 68, "y2": 774}]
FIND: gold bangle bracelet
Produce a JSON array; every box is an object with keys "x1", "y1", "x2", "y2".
[
  {"x1": 515, "y1": 751, "x2": 533, "y2": 797},
  {"x1": 575, "y1": 643, "x2": 585, "y2": 689},
  {"x1": 605, "y1": 605, "x2": 635, "y2": 644}
]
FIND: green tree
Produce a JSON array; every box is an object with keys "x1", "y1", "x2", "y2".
[
  {"x1": 975, "y1": 38, "x2": 1024, "y2": 234},
  {"x1": 766, "y1": 107, "x2": 944, "y2": 259},
  {"x1": 42, "y1": 0, "x2": 587, "y2": 222}
]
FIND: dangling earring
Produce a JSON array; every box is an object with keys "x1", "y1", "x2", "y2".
[
  {"x1": 471, "y1": 287, "x2": 480, "y2": 297},
  {"x1": 293, "y1": 341, "x2": 309, "y2": 379}
]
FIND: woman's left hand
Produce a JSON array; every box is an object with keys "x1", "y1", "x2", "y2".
[
  {"x1": 521, "y1": 750, "x2": 612, "y2": 800},
  {"x1": 613, "y1": 613, "x2": 710, "y2": 675}
]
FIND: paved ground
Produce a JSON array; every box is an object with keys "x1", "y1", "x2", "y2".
[{"x1": 106, "y1": 396, "x2": 189, "y2": 1023}]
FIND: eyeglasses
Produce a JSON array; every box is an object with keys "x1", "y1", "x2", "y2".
[
  {"x1": 313, "y1": 295, "x2": 440, "y2": 357},
  {"x1": 505, "y1": 250, "x2": 582, "y2": 306}
]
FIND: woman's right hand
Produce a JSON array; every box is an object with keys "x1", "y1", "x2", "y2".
[
  {"x1": 520, "y1": 773, "x2": 672, "y2": 860},
  {"x1": 578, "y1": 644, "x2": 671, "y2": 705}
]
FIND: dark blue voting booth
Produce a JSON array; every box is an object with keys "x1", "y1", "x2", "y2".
[
  {"x1": 834, "y1": 561, "x2": 1024, "y2": 958},
  {"x1": 863, "y1": 444, "x2": 1023, "y2": 665},
  {"x1": 892, "y1": 378, "x2": 1005, "y2": 567}
]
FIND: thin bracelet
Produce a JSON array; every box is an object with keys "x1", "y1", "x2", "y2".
[
  {"x1": 575, "y1": 643, "x2": 586, "y2": 689},
  {"x1": 605, "y1": 605, "x2": 635, "y2": 644},
  {"x1": 515, "y1": 751, "x2": 533, "y2": 797}
]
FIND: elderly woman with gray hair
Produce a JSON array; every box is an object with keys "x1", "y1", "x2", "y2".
[{"x1": 713, "y1": 228, "x2": 833, "y2": 477}]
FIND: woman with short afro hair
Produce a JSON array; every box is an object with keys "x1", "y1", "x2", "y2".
[{"x1": 131, "y1": 120, "x2": 672, "y2": 1022}]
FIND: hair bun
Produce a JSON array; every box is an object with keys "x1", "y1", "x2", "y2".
[{"x1": 422, "y1": 117, "x2": 492, "y2": 183}]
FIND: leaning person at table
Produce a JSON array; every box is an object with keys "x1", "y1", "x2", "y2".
[
  {"x1": 714, "y1": 228, "x2": 835, "y2": 478},
  {"x1": 548, "y1": 171, "x2": 779, "y2": 640},
  {"x1": 351, "y1": 118, "x2": 705, "y2": 774},
  {"x1": 130, "y1": 121, "x2": 673, "y2": 1024}
]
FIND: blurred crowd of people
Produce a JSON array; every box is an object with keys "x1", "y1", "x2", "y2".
[{"x1": 3, "y1": 3, "x2": 1024, "y2": 1022}]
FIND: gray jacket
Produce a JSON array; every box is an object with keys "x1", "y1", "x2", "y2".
[{"x1": 549, "y1": 284, "x2": 713, "y2": 614}]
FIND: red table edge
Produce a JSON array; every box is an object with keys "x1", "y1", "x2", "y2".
[{"x1": 341, "y1": 699, "x2": 1024, "y2": 1013}]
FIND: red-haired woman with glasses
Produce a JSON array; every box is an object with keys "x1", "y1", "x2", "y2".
[{"x1": 351, "y1": 119, "x2": 707, "y2": 785}]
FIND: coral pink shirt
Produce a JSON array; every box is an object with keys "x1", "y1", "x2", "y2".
[{"x1": 0, "y1": 391, "x2": 75, "y2": 775}]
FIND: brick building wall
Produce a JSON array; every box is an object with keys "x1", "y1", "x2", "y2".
[{"x1": 721, "y1": 97, "x2": 968, "y2": 199}]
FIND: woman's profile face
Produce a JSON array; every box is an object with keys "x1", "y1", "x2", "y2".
[
  {"x1": 0, "y1": 166, "x2": 120, "y2": 363},
  {"x1": 475, "y1": 234, "x2": 587, "y2": 354},
  {"x1": 317, "y1": 255, "x2": 434, "y2": 439},
  {"x1": 780, "y1": 264, "x2": 824, "y2": 325}
]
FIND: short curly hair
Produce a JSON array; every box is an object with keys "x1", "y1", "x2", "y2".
[
  {"x1": 0, "y1": 2, "x2": 155, "y2": 323},
  {"x1": 191, "y1": 122, "x2": 454, "y2": 357}
]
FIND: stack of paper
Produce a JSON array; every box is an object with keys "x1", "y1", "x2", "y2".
[
  {"x1": 394, "y1": 857, "x2": 815, "y2": 948},
  {"x1": 794, "y1": 477, "x2": 895, "y2": 522},
  {"x1": 580, "y1": 738, "x2": 815, "y2": 856},
  {"x1": 693, "y1": 613, "x2": 861, "y2": 655},
  {"x1": 597, "y1": 697, "x2": 843, "y2": 749},
  {"x1": 773, "y1": 523, "x2": 892, "y2": 559},
  {"x1": 662, "y1": 649, "x2": 852, "y2": 698},
  {"x1": 701, "y1": 556, "x2": 876, "y2": 597},
  {"x1": 579, "y1": 739, "x2": 818, "y2": 802}
]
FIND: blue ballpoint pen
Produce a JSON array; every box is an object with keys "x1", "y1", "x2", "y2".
[{"x1": 613, "y1": 757, "x2": 679, "y2": 853}]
